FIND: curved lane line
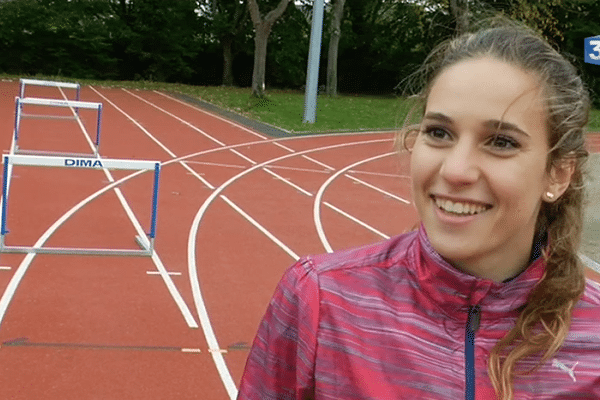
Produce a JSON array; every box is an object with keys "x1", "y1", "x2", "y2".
[
  {"x1": 0, "y1": 135, "x2": 388, "y2": 331},
  {"x1": 94, "y1": 88, "x2": 391, "y2": 400},
  {"x1": 323, "y1": 201, "x2": 390, "y2": 239},
  {"x1": 187, "y1": 138, "x2": 390, "y2": 399},
  {"x1": 0, "y1": 169, "x2": 146, "y2": 326},
  {"x1": 76, "y1": 87, "x2": 198, "y2": 328},
  {"x1": 1, "y1": 90, "x2": 398, "y2": 400},
  {"x1": 314, "y1": 152, "x2": 397, "y2": 253}
]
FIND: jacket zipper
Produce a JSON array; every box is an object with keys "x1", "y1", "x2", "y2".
[{"x1": 465, "y1": 305, "x2": 481, "y2": 400}]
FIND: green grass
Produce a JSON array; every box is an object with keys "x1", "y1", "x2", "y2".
[
  {"x1": 589, "y1": 109, "x2": 600, "y2": 132},
  {"x1": 2, "y1": 73, "x2": 599, "y2": 134},
  {"x1": 1, "y1": 74, "x2": 413, "y2": 134},
  {"x1": 177, "y1": 86, "x2": 410, "y2": 133}
]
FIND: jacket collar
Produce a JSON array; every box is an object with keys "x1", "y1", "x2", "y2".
[{"x1": 410, "y1": 225, "x2": 545, "y2": 317}]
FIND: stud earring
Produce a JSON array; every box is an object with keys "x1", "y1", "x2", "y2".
[{"x1": 546, "y1": 192, "x2": 555, "y2": 200}]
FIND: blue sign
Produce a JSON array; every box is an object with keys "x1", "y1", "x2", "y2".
[{"x1": 585, "y1": 36, "x2": 600, "y2": 65}]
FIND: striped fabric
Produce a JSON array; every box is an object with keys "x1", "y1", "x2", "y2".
[{"x1": 237, "y1": 227, "x2": 600, "y2": 399}]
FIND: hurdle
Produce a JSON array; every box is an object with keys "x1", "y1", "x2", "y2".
[
  {"x1": 19, "y1": 78, "x2": 81, "y2": 102},
  {"x1": 14, "y1": 97, "x2": 103, "y2": 156},
  {"x1": 0, "y1": 154, "x2": 161, "y2": 256}
]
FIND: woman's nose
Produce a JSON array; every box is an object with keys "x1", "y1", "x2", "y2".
[{"x1": 438, "y1": 140, "x2": 480, "y2": 185}]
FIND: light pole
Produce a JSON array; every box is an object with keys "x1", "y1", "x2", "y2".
[{"x1": 303, "y1": 0, "x2": 325, "y2": 124}]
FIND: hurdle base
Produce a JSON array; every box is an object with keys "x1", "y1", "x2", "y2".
[
  {"x1": 0, "y1": 245, "x2": 152, "y2": 257},
  {"x1": 135, "y1": 235, "x2": 154, "y2": 252}
]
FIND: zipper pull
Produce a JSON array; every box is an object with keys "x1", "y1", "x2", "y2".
[{"x1": 468, "y1": 305, "x2": 481, "y2": 333}]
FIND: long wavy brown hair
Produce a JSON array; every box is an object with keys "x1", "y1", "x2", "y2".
[{"x1": 399, "y1": 20, "x2": 590, "y2": 400}]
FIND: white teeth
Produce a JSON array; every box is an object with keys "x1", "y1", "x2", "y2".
[
  {"x1": 434, "y1": 197, "x2": 489, "y2": 215},
  {"x1": 452, "y1": 202, "x2": 463, "y2": 213}
]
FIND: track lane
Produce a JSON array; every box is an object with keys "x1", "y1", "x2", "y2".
[{"x1": 1, "y1": 80, "x2": 598, "y2": 400}]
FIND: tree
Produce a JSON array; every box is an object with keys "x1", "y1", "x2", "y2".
[
  {"x1": 201, "y1": 0, "x2": 250, "y2": 86},
  {"x1": 326, "y1": 0, "x2": 346, "y2": 96},
  {"x1": 109, "y1": 0, "x2": 200, "y2": 82},
  {"x1": 449, "y1": 0, "x2": 469, "y2": 35},
  {"x1": 247, "y1": 0, "x2": 291, "y2": 97}
]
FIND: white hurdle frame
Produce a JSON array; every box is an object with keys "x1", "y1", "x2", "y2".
[
  {"x1": 0, "y1": 154, "x2": 161, "y2": 256},
  {"x1": 14, "y1": 97, "x2": 103, "y2": 156},
  {"x1": 19, "y1": 78, "x2": 81, "y2": 101}
]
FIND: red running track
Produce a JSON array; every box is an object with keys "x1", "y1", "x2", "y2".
[{"x1": 0, "y1": 80, "x2": 597, "y2": 399}]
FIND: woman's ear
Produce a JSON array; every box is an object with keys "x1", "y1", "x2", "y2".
[{"x1": 544, "y1": 158, "x2": 575, "y2": 202}]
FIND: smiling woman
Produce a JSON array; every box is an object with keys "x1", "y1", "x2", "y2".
[{"x1": 236, "y1": 20, "x2": 600, "y2": 400}]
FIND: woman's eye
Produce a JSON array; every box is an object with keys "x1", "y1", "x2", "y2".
[
  {"x1": 488, "y1": 134, "x2": 521, "y2": 150},
  {"x1": 423, "y1": 127, "x2": 451, "y2": 141}
]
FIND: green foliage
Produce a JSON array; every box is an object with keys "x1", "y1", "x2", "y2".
[
  {"x1": 267, "y1": 4, "x2": 310, "y2": 88},
  {"x1": 108, "y1": 0, "x2": 201, "y2": 82},
  {"x1": 0, "y1": 0, "x2": 598, "y2": 103},
  {"x1": 337, "y1": 0, "x2": 432, "y2": 94},
  {"x1": 0, "y1": 0, "x2": 118, "y2": 78}
]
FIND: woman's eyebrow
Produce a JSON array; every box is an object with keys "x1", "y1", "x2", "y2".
[
  {"x1": 423, "y1": 112, "x2": 452, "y2": 123},
  {"x1": 484, "y1": 120, "x2": 530, "y2": 138}
]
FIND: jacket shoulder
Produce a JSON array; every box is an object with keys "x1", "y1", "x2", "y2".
[
  {"x1": 582, "y1": 278, "x2": 600, "y2": 306},
  {"x1": 305, "y1": 230, "x2": 419, "y2": 275}
]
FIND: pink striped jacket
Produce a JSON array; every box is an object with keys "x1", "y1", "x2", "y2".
[{"x1": 237, "y1": 227, "x2": 600, "y2": 399}]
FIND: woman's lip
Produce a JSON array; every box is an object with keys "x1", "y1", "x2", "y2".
[{"x1": 430, "y1": 194, "x2": 493, "y2": 208}]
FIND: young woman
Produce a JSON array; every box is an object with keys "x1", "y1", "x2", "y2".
[{"x1": 237, "y1": 23, "x2": 600, "y2": 400}]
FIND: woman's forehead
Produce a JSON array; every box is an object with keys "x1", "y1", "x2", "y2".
[{"x1": 424, "y1": 57, "x2": 548, "y2": 129}]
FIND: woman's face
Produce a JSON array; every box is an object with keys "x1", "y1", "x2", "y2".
[{"x1": 410, "y1": 57, "x2": 553, "y2": 281}]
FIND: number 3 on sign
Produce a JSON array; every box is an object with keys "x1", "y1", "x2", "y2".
[{"x1": 590, "y1": 40, "x2": 600, "y2": 60}]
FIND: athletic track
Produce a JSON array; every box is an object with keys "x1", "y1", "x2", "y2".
[{"x1": 0, "y1": 80, "x2": 597, "y2": 400}]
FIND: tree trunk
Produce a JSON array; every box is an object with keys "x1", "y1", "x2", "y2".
[
  {"x1": 450, "y1": 0, "x2": 469, "y2": 36},
  {"x1": 252, "y1": 24, "x2": 271, "y2": 96},
  {"x1": 326, "y1": 0, "x2": 346, "y2": 97},
  {"x1": 247, "y1": 0, "x2": 291, "y2": 97},
  {"x1": 222, "y1": 35, "x2": 235, "y2": 86}
]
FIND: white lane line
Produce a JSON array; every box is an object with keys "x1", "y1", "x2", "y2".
[
  {"x1": 185, "y1": 138, "x2": 389, "y2": 399},
  {"x1": 123, "y1": 88, "x2": 227, "y2": 147},
  {"x1": 221, "y1": 196, "x2": 299, "y2": 260},
  {"x1": 324, "y1": 202, "x2": 390, "y2": 239},
  {"x1": 262, "y1": 168, "x2": 313, "y2": 197},
  {"x1": 184, "y1": 161, "x2": 246, "y2": 169},
  {"x1": 0, "y1": 267, "x2": 11, "y2": 270},
  {"x1": 112, "y1": 89, "x2": 313, "y2": 399},
  {"x1": 153, "y1": 91, "x2": 271, "y2": 140},
  {"x1": 0, "y1": 169, "x2": 146, "y2": 326},
  {"x1": 89, "y1": 88, "x2": 397, "y2": 399},
  {"x1": 146, "y1": 271, "x2": 182, "y2": 276},
  {"x1": 230, "y1": 149, "x2": 256, "y2": 165},
  {"x1": 91, "y1": 87, "x2": 216, "y2": 191},
  {"x1": 268, "y1": 164, "x2": 330, "y2": 174},
  {"x1": 0, "y1": 139, "x2": 295, "y2": 336},
  {"x1": 348, "y1": 169, "x2": 411, "y2": 179},
  {"x1": 269, "y1": 141, "x2": 335, "y2": 170},
  {"x1": 185, "y1": 160, "x2": 330, "y2": 176},
  {"x1": 69, "y1": 87, "x2": 199, "y2": 328},
  {"x1": 580, "y1": 253, "x2": 600, "y2": 274},
  {"x1": 344, "y1": 174, "x2": 410, "y2": 204},
  {"x1": 314, "y1": 152, "x2": 397, "y2": 253},
  {"x1": 152, "y1": 91, "x2": 406, "y2": 215},
  {"x1": 181, "y1": 348, "x2": 203, "y2": 353},
  {"x1": 302, "y1": 154, "x2": 334, "y2": 171}
]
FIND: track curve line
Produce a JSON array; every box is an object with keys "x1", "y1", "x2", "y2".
[
  {"x1": 0, "y1": 168, "x2": 147, "y2": 327},
  {"x1": 187, "y1": 138, "x2": 390, "y2": 399},
  {"x1": 313, "y1": 152, "x2": 397, "y2": 253},
  {"x1": 0, "y1": 135, "x2": 331, "y2": 331}
]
